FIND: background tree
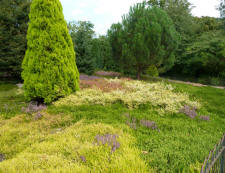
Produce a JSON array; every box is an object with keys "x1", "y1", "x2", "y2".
[
  {"x1": 148, "y1": 0, "x2": 198, "y2": 71},
  {"x1": 68, "y1": 21, "x2": 95, "y2": 75},
  {"x1": 219, "y1": 0, "x2": 225, "y2": 29},
  {"x1": 0, "y1": 0, "x2": 30, "y2": 78},
  {"x1": 92, "y1": 36, "x2": 115, "y2": 71},
  {"x1": 181, "y1": 31, "x2": 225, "y2": 77},
  {"x1": 108, "y1": 23, "x2": 124, "y2": 72},
  {"x1": 148, "y1": 0, "x2": 196, "y2": 37},
  {"x1": 219, "y1": 0, "x2": 225, "y2": 18},
  {"x1": 108, "y1": 2, "x2": 179, "y2": 79},
  {"x1": 194, "y1": 17, "x2": 222, "y2": 33},
  {"x1": 22, "y1": 0, "x2": 79, "y2": 104},
  {"x1": 166, "y1": 16, "x2": 225, "y2": 85}
]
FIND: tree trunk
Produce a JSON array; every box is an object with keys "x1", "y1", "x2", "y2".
[{"x1": 136, "y1": 67, "x2": 141, "y2": 80}]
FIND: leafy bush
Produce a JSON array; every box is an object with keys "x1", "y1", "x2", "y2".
[
  {"x1": 22, "y1": 0, "x2": 79, "y2": 104},
  {"x1": 146, "y1": 65, "x2": 159, "y2": 77},
  {"x1": 197, "y1": 77, "x2": 210, "y2": 85},
  {"x1": 55, "y1": 79, "x2": 200, "y2": 113},
  {"x1": 210, "y1": 77, "x2": 222, "y2": 86}
]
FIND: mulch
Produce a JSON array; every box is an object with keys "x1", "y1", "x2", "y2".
[{"x1": 80, "y1": 74, "x2": 101, "y2": 81}]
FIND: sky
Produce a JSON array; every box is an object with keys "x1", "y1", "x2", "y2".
[{"x1": 60, "y1": 0, "x2": 221, "y2": 35}]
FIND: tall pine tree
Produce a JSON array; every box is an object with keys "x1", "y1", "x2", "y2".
[
  {"x1": 108, "y1": 2, "x2": 179, "y2": 79},
  {"x1": 22, "y1": 0, "x2": 79, "y2": 104}
]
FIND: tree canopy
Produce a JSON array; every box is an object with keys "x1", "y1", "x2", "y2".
[
  {"x1": 0, "y1": 0, "x2": 30, "y2": 78},
  {"x1": 91, "y1": 36, "x2": 115, "y2": 70},
  {"x1": 68, "y1": 21, "x2": 95, "y2": 75},
  {"x1": 108, "y1": 2, "x2": 179, "y2": 79},
  {"x1": 219, "y1": 0, "x2": 225, "y2": 18},
  {"x1": 181, "y1": 31, "x2": 225, "y2": 77}
]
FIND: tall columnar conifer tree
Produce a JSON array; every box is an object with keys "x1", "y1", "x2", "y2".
[{"x1": 22, "y1": 0, "x2": 79, "y2": 104}]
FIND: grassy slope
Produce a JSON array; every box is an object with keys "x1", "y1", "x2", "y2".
[{"x1": 0, "y1": 81, "x2": 224, "y2": 172}]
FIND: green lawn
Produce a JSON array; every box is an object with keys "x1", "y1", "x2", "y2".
[
  {"x1": 0, "y1": 80, "x2": 224, "y2": 172},
  {"x1": 0, "y1": 82, "x2": 27, "y2": 119}
]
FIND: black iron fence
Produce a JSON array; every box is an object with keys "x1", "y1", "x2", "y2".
[{"x1": 201, "y1": 134, "x2": 225, "y2": 173}]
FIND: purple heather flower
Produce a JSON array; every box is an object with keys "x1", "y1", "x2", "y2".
[
  {"x1": 200, "y1": 116, "x2": 210, "y2": 121},
  {"x1": 179, "y1": 105, "x2": 197, "y2": 119},
  {"x1": 95, "y1": 134, "x2": 120, "y2": 152}
]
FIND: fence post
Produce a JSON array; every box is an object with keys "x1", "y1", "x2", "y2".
[
  {"x1": 201, "y1": 134, "x2": 225, "y2": 173},
  {"x1": 220, "y1": 134, "x2": 225, "y2": 173}
]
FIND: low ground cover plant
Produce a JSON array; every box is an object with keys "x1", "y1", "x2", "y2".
[
  {"x1": 0, "y1": 115, "x2": 149, "y2": 172},
  {"x1": 0, "y1": 79, "x2": 224, "y2": 172},
  {"x1": 55, "y1": 78, "x2": 200, "y2": 113}
]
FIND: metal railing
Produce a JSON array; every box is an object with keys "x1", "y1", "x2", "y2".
[{"x1": 201, "y1": 134, "x2": 225, "y2": 173}]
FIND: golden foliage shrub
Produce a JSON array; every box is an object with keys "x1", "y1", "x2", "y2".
[
  {"x1": 0, "y1": 118, "x2": 150, "y2": 172},
  {"x1": 55, "y1": 79, "x2": 200, "y2": 113}
]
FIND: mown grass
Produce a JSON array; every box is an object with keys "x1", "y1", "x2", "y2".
[
  {"x1": 48, "y1": 103, "x2": 224, "y2": 172},
  {"x1": 0, "y1": 82, "x2": 27, "y2": 119},
  {"x1": 171, "y1": 83, "x2": 225, "y2": 117},
  {"x1": 0, "y1": 81, "x2": 224, "y2": 172}
]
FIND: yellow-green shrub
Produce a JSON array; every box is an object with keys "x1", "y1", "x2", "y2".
[
  {"x1": 22, "y1": 0, "x2": 79, "y2": 104},
  {"x1": 55, "y1": 79, "x2": 200, "y2": 113},
  {"x1": 0, "y1": 113, "x2": 72, "y2": 159},
  {"x1": 146, "y1": 65, "x2": 159, "y2": 77}
]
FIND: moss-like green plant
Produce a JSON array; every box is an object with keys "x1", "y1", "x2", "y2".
[
  {"x1": 0, "y1": 115, "x2": 150, "y2": 172},
  {"x1": 22, "y1": 0, "x2": 79, "y2": 104}
]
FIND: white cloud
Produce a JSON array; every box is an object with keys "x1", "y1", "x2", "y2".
[
  {"x1": 93, "y1": 0, "x2": 143, "y2": 19},
  {"x1": 189, "y1": 0, "x2": 220, "y2": 17},
  {"x1": 71, "y1": 9, "x2": 83, "y2": 16}
]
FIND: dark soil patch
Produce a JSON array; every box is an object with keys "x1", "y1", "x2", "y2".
[
  {"x1": 80, "y1": 74, "x2": 101, "y2": 81},
  {"x1": 95, "y1": 71, "x2": 121, "y2": 77},
  {"x1": 0, "y1": 154, "x2": 5, "y2": 162}
]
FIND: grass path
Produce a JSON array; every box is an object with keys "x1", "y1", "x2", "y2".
[{"x1": 166, "y1": 78, "x2": 225, "y2": 89}]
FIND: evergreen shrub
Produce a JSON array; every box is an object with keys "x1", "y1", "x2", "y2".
[{"x1": 22, "y1": 0, "x2": 79, "y2": 103}]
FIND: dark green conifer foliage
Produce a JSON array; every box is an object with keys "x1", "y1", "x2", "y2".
[
  {"x1": 108, "y1": 3, "x2": 179, "y2": 79},
  {"x1": 22, "y1": 0, "x2": 79, "y2": 104},
  {"x1": 0, "y1": 0, "x2": 30, "y2": 78}
]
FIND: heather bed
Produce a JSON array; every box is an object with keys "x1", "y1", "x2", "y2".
[{"x1": 0, "y1": 79, "x2": 224, "y2": 172}]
